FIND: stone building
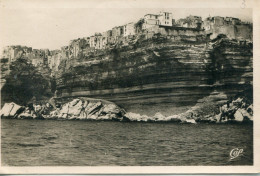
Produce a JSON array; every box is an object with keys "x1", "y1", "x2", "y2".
[
  {"x1": 142, "y1": 11, "x2": 173, "y2": 30},
  {"x1": 83, "y1": 37, "x2": 90, "y2": 47},
  {"x1": 24, "y1": 47, "x2": 33, "y2": 54},
  {"x1": 69, "y1": 38, "x2": 87, "y2": 57},
  {"x1": 96, "y1": 36, "x2": 107, "y2": 49},
  {"x1": 202, "y1": 16, "x2": 252, "y2": 41},
  {"x1": 123, "y1": 22, "x2": 136, "y2": 36},
  {"x1": 176, "y1": 15, "x2": 202, "y2": 29},
  {"x1": 1, "y1": 46, "x2": 30, "y2": 62},
  {"x1": 225, "y1": 17, "x2": 241, "y2": 25},
  {"x1": 142, "y1": 14, "x2": 159, "y2": 30},
  {"x1": 90, "y1": 36, "x2": 97, "y2": 48},
  {"x1": 112, "y1": 26, "x2": 124, "y2": 38},
  {"x1": 61, "y1": 46, "x2": 69, "y2": 59},
  {"x1": 43, "y1": 49, "x2": 50, "y2": 56},
  {"x1": 102, "y1": 30, "x2": 115, "y2": 45},
  {"x1": 47, "y1": 51, "x2": 62, "y2": 72},
  {"x1": 28, "y1": 49, "x2": 48, "y2": 67},
  {"x1": 90, "y1": 33, "x2": 101, "y2": 48},
  {"x1": 158, "y1": 11, "x2": 173, "y2": 26},
  {"x1": 202, "y1": 16, "x2": 225, "y2": 31}
]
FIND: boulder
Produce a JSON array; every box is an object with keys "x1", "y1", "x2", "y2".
[
  {"x1": 247, "y1": 104, "x2": 253, "y2": 116},
  {"x1": 232, "y1": 97, "x2": 243, "y2": 107},
  {"x1": 165, "y1": 115, "x2": 181, "y2": 122},
  {"x1": 184, "y1": 119, "x2": 197, "y2": 124},
  {"x1": 33, "y1": 104, "x2": 42, "y2": 113},
  {"x1": 18, "y1": 111, "x2": 36, "y2": 119},
  {"x1": 47, "y1": 98, "x2": 126, "y2": 120},
  {"x1": 215, "y1": 113, "x2": 222, "y2": 122},
  {"x1": 125, "y1": 112, "x2": 149, "y2": 122},
  {"x1": 67, "y1": 100, "x2": 83, "y2": 117},
  {"x1": 237, "y1": 108, "x2": 253, "y2": 121},
  {"x1": 59, "y1": 104, "x2": 69, "y2": 118},
  {"x1": 87, "y1": 101, "x2": 102, "y2": 115},
  {"x1": 208, "y1": 116, "x2": 217, "y2": 123},
  {"x1": 102, "y1": 104, "x2": 121, "y2": 114},
  {"x1": 233, "y1": 109, "x2": 244, "y2": 122},
  {"x1": 0, "y1": 102, "x2": 23, "y2": 117},
  {"x1": 153, "y1": 112, "x2": 165, "y2": 121}
]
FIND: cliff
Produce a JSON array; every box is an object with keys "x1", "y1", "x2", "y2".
[
  {"x1": 0, "y1": 14, "x2": 253, "y2": 118},
  {"x1": 0, "y1": 57, "x2": 54, "y2": 106},
  {"x1": 54, "y1": 34, "x2": 252, "y2": 116}
]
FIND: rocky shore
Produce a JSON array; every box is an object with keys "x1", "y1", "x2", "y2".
[{"x1": 0, "y1": 96, "x2": 253, "y2": 123}]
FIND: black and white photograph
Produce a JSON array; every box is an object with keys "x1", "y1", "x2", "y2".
[{"x1": 0, "y1": 0, "x2": 259, "y2": 174}]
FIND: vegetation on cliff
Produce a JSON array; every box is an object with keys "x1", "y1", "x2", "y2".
[{"x1": 1, "y1": 58, "x2": 53, "y2": 106}]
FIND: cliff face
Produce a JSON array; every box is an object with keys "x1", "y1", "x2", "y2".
[
  {"x1": 55, "y1": 35, "x2": 253, "y2": 116},
  {"x1": 0, "y1": 21, "x2": 252, "y2": 117},
  {"x1": 0, "y1": 57, "x2": 54, "y2": 106}
]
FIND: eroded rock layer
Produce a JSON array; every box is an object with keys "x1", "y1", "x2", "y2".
[{"x1": 55, "y1": 36, "x2": 253, "y2": 116}]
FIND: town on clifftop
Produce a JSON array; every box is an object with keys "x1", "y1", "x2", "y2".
[{"x1": 1, "y1": 11, "x2": 252, "y2": 74}]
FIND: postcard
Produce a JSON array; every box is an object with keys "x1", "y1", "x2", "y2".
[{"x1": 0, "y1": 0, "x2": 259, "y2": 174}]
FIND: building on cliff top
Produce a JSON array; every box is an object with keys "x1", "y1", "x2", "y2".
[
  {"x1": 1, "y1": 46, "x2": 32, "y2": 62},
  {"x1": 142, "y1": 11, "x2": 173, "y2": 30},
  {"x1": 123, "y1": 22, "x2": 136, "y2": 37},
  {"x1": 176, "y1": 15, "x2": 202, "y2": 29},
  {"x1": 1, "y1": 12, "x2": 252, "y2": 74},
  {"x1": 158, "y1": 11, "x2": 173, "y2": 26},
  {"x1": 142, "y1": 14, "x2": 159, "y2": 30},
  {"x1": 202, "y1": 16, "x2": 252, "y2": 41},
  {"x1": 69, "y1": 38, "x2": 88, "y2": 57}
]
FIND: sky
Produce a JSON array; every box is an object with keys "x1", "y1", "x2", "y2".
[{"x1": 0, "y1": 0, "x2": 252, "y2": 50}]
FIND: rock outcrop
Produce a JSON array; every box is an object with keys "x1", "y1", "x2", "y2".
[
  {"x1": 48, "y1": 98, "x2": 126, "y2": 120},
  {"x1": 0, "y1": 95, "x2": 252, "y2": 123},
  {"x1": 0, "y1": 102, "x2": 23, "y2": 117},
  {"x1": 0, "y1": 98, "x2": 126, "y2": 121},
  {"x1": 0, "y1": 25, "x2": 253, "y2": 118},
  {"x1": 0, "y1": 58, "x2": 53, "y2": 106},
  {"x1": 216, "y1": 97, "x2": 253, "y2": 123},
  {"x1": 54, "y1": 35, "x2": 252, "y2": 116}
]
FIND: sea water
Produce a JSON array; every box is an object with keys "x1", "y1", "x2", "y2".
[{"x1": 1, "y1": 119, "x2": 253, "y2": 166}]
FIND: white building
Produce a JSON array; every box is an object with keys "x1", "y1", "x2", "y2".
[
  {"x1": 158, "y1": 11, "x2": 173, "y2": 26},
  {"x1": 96, "y1": 36, "x2": 107, "y2": 50},
  {"x1": 142, "y1": 12, "x2": 173, "y2": 30},
  {"x1": 142, "y1": 14, "x2": 159, "y2": 30},
  {"x1": 90, "y1": 36, "x2": 97, "y2": 48}
]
